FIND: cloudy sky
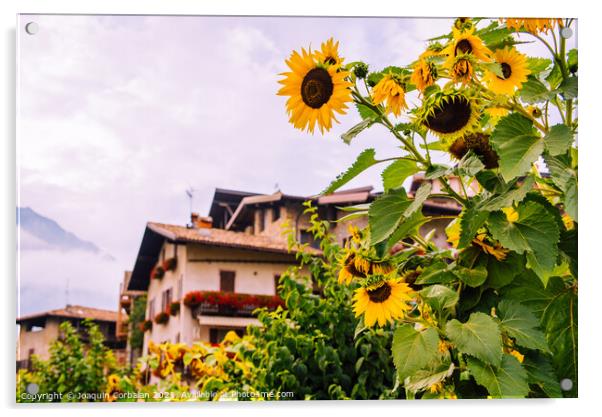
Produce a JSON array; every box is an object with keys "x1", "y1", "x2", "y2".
[{"x1": 16, "y1": 15, "x2": 573, "y2": 315}]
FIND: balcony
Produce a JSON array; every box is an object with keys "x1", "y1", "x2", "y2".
[{"x1": 184, "y1": 291, "x2": 284, "y2": 318}]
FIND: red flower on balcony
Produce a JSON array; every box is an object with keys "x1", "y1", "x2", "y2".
[
  {"x1": 140, "y1": 320, "x2": 153, "y2": 332},
  {"x1": 162, "y1": 257, "x2": 177, "y2": 272},
  {"x1": 151, "y1": 265, "x2": 165, "y2": 280},
  {"x1": 169, "y1": 301, "x2": 180, "y2": 316},
  {"x1": 154, "y1": 311, "x2": 169, "y2": 325},
  {"x1": 182, "y1": 290, "x2": 284, "y2": 312}
]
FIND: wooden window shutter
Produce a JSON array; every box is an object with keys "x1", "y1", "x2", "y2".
[{"x1": 219, "y1": 270, "x2": 235, "y2": 293}]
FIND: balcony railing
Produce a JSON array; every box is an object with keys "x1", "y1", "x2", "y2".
[{"x1": 16, "y1": 359, "x2": 31, "y2": 371}]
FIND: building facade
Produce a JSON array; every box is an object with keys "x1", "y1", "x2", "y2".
[{"x1": 16, "y1": 305, "x2": 127, "y2": 370}]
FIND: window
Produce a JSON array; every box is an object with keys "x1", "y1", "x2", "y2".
[
  {"x1": 148, "y1": 298, "x2": 156, "y2": 319},
  {"x1": 175, "y1": 333, "x2": 180, "y2": 343},
  {"x1": 257, "y1": 209, "x2": 265, "y2": 232},
  {"x1": 220, "y1": 270, "x2": 236, "y2": 293},
  {"x1": 161, "y1": 288, "x2": 173, "y2": 312},
  {"x1": 274, "y1": 274, "x2": 281, "y2": 294},
  {"x1": 300, "y1": 230, "x2": 320, "y2": 249},
  {"x1": 273, "y1": 206, "x2": 281, "y2": 221},
  {"x1": 28, "y1": 348, "x2": 35, "y2": 359}
]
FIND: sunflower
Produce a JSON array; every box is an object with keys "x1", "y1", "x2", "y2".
[
  {"x1": 442, "y1": 27, "x2": 492, "y2": 68},
  {"x1": 503, "y1": 18, "x2": 560, "y2": 34},
  {"x1": 419, "y1": 90, "x2": 480, "y2": 143},
  {"x1": 338, "y1": 252, "x2": 367, "y2": 284},
  {"x1": 353, "y1": 253, "x2": 395, "y2": 276},
  {"x1": 314, "y1": 37, "x2": 343, "y2": 67},
  {"x1": 372, "y1": 73, "x2": 408, "y2": 116},
  {"x1": 448, "y1": 132, "x2": 499, "y2": 169},
  {"x1": 526, "y1": 105, "x2": 542, "y2": 118},
  {"x1": 449, "y1": 56, "x2": 475, "y2": 85},
  {"x1": 277, "y1": 46, "x2": 352, "y2": 134},
  {"x1": 502, "y1": 207, "x2": 519, "y2": 223},
  {"x1": 353, "y1": 277, "x2": 414, "y2": 327},
  {"x1": 411, "y1": 59, "x2": 438, "y2": 92},
  {"x1": 483, "y1": 47, "x2": 530, "y2": 95},
  {"x1": 509, "y1": 349, "x2": 525, "y2": 363}
]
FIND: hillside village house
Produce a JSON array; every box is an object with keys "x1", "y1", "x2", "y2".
[
  {"x1": 121, "y1": 177, "x2": 465, "y2": 356},
  {"x1": 16, "y1": 305, "x2": 127, "y2": 370}
]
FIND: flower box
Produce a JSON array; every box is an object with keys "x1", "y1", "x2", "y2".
[{"x1": 154, "y1": 311, "x2": 170, "y2": 325}]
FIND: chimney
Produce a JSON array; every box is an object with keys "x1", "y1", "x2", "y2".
[{"x1": 190, "y1": 213, "x2": 212, "y2": 229}]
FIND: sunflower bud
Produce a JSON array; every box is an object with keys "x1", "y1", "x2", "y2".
[
  {"x1": 454, "y1": 17, "x2": 474, "y2": 32},
  {"x1": 353, "y1": 62, "x2": 369, "y2": 79}
]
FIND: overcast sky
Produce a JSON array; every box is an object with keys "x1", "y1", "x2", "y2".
[{"x1": 16, "y1": 15, "x2": 574, "y2": 314}]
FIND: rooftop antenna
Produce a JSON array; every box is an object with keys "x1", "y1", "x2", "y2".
[{"x1": 186, "y1": 187, "x2": 195, "y2": 220}]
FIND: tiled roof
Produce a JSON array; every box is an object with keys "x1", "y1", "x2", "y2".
[
  {"x1": 147, "y1": 222, "x2": 321, "y2": 255},
  {"x1": 17, "y1": 305, "x2": 119, "y2": 323}
]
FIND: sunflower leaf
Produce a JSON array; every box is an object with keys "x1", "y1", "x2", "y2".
[
  {"x1": 391, "y1": 324, "x2": 439, "y2": 382},
  {"x1": 404, "y1": 360, "x2": 455, "y2": 393},
  {"x1": 454, "y1": 152, "x2": 485, "y2": 177},
  {"x1": 458, "y1": 207, "x2": 489, "y2": 248},
  {"x1": 381, "y1": 159, "x2": 419, "y2": 192},
  {"x1": 490, "y1": 113, "x2": 543, "y2": 182},
  {"x1": 368, "y1": 188, "x2": 412, "y2": 245},
  {"x1": 467, "y1": 354, "x2": 529, "y2": 398},
  {"x1": 355, "y1": 103, "x2": 380, "y2": 121},
  {"x1": 557, "y1": 76, "x2": 578, "y2": 99},
  {"x1": 526, "y1": 57, "x2": 552, "y2": 74},
  {"x1": 477, "y1": 175, "x2": 535, "y2": 211},
  {"x1": 445, "y1": 312, "x2": 503, "y2": 366},
  {"x1": 404, "y1": 181, "x2": 432, "y2": 217},
  {"x1": 523, "y1": 352, "x2": 563, "y2": 398},
  {"x1": 385, "y1": 210, "x2": 429, "y2": 252},
  {"x1": 488, "y1": 201, "x2": 560, "y2": 276},
  {"x1": 419, "y1": 284, "x2": 459, "y2": 311},
  {"x1": 341, "y1": 118, "x2": 375, "y2": 144},
  {"x1": 322, "y1": 148, "x2": 378, "y2": 195},
  {"x1": 453, "y1": 265, "x2": 488, "y2": 288},
  {"x1": 497, "y1": 299, "x2": 550, "y2": 352},
  {"x1": 519, "y1": 76, "x2": 554, "y2": 104}
]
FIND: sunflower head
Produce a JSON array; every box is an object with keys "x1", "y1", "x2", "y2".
[
  {"x1": 277, "y1": 45, "x2": 353, "y2": 134},
  {"x1": 448, "y1": 132, "x2": 499, "y2": 169},
  {"x1": 453, "y1": 17, "x2": 474, "y2": 32},
  {"x1": 472, "y1": 233, "x2": 509, "y2": 261},
  {"x1": 449, "y1": 55, "x2": 476, "y2": 85},
  {"x1": 502, "y1": 18, "x2": 560, "y2": 34},
  {"x1": 411, "y1": 59, "x2": 438, "y2": 92},
  {"x1": 353, "y1": 62, "x2": 369, "y2": 79},
  {"x1": 353, "y1": 277, "x2": 414, "y2": 327},
  {"x1": 483, "y1": 47, "x2": 530, "y2": 95},
  {"x1": 314, "y1": 37, "x2": 344, "y2": 67},
  {"x1": 418, "y1": 90, "x2": 480, "y2": 143},
  {"x1": 443, "y1": 27, "x2": 492, "y2": 67},
  {"x1": 372, "y1": 72, "x2": 408, "y2": 117},
  {"x1": 485, "y1": 106, "x2": 509, "y2": 118},
  {"x1": 338, "y1": 251, "x2": 367, "y2": 284}
]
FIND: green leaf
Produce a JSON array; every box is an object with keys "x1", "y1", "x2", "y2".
[
  {"x1": 477, "y1": 175, "x2": 535, "y2": 211},
  {"x1": 544, "y1": 153, "x2": 575, "y2": 190},
  {"x1": 490, "y1": 113, "x2": 543, "y2": 182},
  {"x1": 488, "y1": 201, "x2": 560, "y2": 273},
  {"x1": 381, "y1": 159, "x2": 419, "y2": 192},
  {"x1": 369, "y1": 188, "x2": 412, "y2": 245},
  {"x1": 564, "y1": 176, "x2": 578, "y2": 222},
  {"x1": 404, "y1": 361, "x2": 455, "y2": 393},
  {"x1": 467, "y1": 354, "x2": 529, "y2": 398},
  {"x1": 391, "y1": 324, "x2": 439, "y2": 381},
  {"x1": 419, "y1": 284, "x2": 459, "y2": 311},
  {"x1": 322, "y1": 149, "x2": 378, "y2": 195},
  {"x1": 540, "y1": 279, "x2": 577, "y2": 397},
  {"x1": 414, "y1": 262, "x2": 457, "y2": 285},
  {"x1": 425, "y1": 164, "x2": 449, "y2": 179},
  {"x1": 526, "y1": 57, "x2": 552, "y2": 74},
  {"x1": 558, "y1": 76, "x2": 577, "y2": 99},
  {"x1": 545, "y1": 64, "x2": 563, "y2": 89},
  {"x1": 453, "y1": 265, "x2": 488, "y2": 288},
  {"x1": 523, "y1": 352, "x2": 563, "y2": 398},
  {"x1": 497, "y1": 300, "x2": 549, "y2": 352},
  {"x1": 404, "y1": 182, "x2": 432, "y2": 217},
  {"x1": 544, "y1": 124, "x2": 573, "y2": 156},
  {"x1": 385, "y1": 210, "x2": 429, "y2": 251},
  {"x1": 446, "y1": 312, "x2": 503, "y2": 366},
  {"x1": 458, "y1": 207, "x2": 489, "y2": 248},
  {"x1": 567, "y1": 49, "x2": 578, "y2": 73},
  {"x1": 486, "y1": 251, "x2": 524, "y2": 289},
  {"x1": 454, "y1": 152, "x2": 485, "y2": 177},
  {"x1": 519, "y1": 76, "x2": 554, "y2": 104},
  {"x1": 341, "y1": 119, "x2": 374, "y2": 144},
  {"x1": 356, "y1": 103, "x2": 379, "y2": 121}
]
